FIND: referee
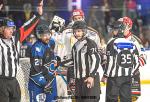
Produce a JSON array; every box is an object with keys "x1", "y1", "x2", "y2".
[
  {"x1": 65, "y1": 21, "x2": 102, "y2": 102},
  {"x1": 0, "y1": 1, "x2": 43, "y2": 102},
  {"x1": 101, "y1": 21, "x2": 140, "y2": 102}
]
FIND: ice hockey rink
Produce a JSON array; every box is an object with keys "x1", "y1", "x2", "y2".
[
  {"x1": 100, "y1": 83, "x2": 150, "y2": 102},
  {"x1": 18, "y1": 50, "x2": 150, "y2": 102}
]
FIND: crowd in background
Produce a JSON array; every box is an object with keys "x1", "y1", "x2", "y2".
[{"x1": 0, "y1": 0, "x2": 150, "y2": 53}]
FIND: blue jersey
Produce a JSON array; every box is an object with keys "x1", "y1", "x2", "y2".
[
  {"x1": 30, "y1": 38, "x2": 55, "y2": 75},
  {"x1": 29, "y1": 38, "x2": 58, "y2": 102}
]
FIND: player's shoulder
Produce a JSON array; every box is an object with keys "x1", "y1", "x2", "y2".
[
  {"x1": 32, "y1": 40, "x2": 43, "y2": 50},
  {"x1": 131, "y1": 34, "x2": 142, "y2": 45},
  {"x1": 63, "y1": 25, "x2": 72, "y2": 31},
  {"x1": 115, "y1": 37, "x2": 130, "y2": 42},
  {"x1": 62, "y1": 26, "x2": 72, "y2": 34},
  {"x1": 49, "y1": 38, "x2": 55, "y2": 44},
  {"x1": 107, "y1": 37, "x2": 116, "y2": 45},
  {"x1": 86, "y1": 37, "x2": 95, "y2": 42},
  {"x1": 114, "y1": 37, "x2": 135, "y2": 45},
  {"x1": 86, "y1": 37, "x2": 97, "y2": 47},
  {"x1": 87, "y1": 26, "x2": 98, "y2": 34},
  {"x1": 87, "y1": 26, "x2": 101, "y2": 39}
]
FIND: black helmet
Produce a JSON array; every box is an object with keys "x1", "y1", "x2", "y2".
[
  {"x1": 109, "y1": 21, "x2": 125, "y2": 37},
  {"x1": 72, "y1": 21, "x2": 87, "y2": 30},
  {"x1": 36, "y1": 24, "x2": 50, "y2": 39},
  {"x1": 72, "y1": 21, "x2": 87, "y2": 39},
  {"x1": 109, "y1": 21, "x2": 124, "y2": 30},
  {"x1": 0, "y1": 18, "x2": 16, "y2": 28}
]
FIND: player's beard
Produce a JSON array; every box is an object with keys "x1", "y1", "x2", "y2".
[{"x1": 44, "y1": 39, "x2": 49, "y2": 44}]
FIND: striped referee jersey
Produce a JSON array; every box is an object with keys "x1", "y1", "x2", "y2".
[
  {"x1": 0, "y1": 14, "x2": 40, "y2": 78},
  {"x1": 104, "y1": 38, "x2": 140, "y2": 77},
  {"x1": 64, "y1": 37, "x2": 102, "y2": 79}
]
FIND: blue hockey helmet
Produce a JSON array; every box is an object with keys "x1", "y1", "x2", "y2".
[{"x1": 0, "y1": 18, "x2": 16, "y2": 29}]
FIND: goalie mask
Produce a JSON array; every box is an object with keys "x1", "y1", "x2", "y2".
[
  {"x1": 49, "y1": 15, "x2": 65, "y2": 33},
  {"x1": 118, "y1": 17, "x2": 133, "y2": 38},
  {"x1": 72, "y1": 9, "x2": 85, "y2": 21},
  {"x1": 118, "y1": 16, "x2": 133, "y2": 29}
]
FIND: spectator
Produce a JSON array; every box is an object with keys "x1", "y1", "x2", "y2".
[
  {"x1": 126, "y1": 0, "x2": 137, "y2": 19},
  {"x1": 20, "y1": 34, "x2": 36, "y2": 57}
]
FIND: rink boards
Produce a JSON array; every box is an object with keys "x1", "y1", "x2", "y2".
[{"x1": 140, "y1": 50, "x2": 150, "y2": 84}]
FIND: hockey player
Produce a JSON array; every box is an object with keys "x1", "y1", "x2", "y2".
[
  {"x1": 28, "y1": 24, "x2": 58, "y2": 102},
  {"x1": 49, "y1": 15, "x2": 66, "y2": 58},
  {"x1": 118, "y1": 16, "x2": 146, "y2": 101},
  {"x1": 61, "y1": 9, "x2": 101, "y2": 59},
  {"x1": 101, "y1": 21, "x2": 140, "y2": 102},
  {"x1": 48, "y1": 16, "x2": 71, "y2": 101}
]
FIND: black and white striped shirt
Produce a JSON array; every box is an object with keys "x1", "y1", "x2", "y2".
[
  {"x1": 69, "y1": 37, "x2": 101, "y2": 79},
  {"x1": 0, "y1": 15, "x2": 40, "y2": 78},
  {"x1": 0, "y1": 38, "x2": 19, "y2": 77},
  {"x1": 104, "y1": 38, "x2": 140, "y2": 77}
]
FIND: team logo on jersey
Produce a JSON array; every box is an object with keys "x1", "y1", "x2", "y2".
[
  {"x1": 36, "y1": 93, "x2": 46, "y2": 102},
  {"x1": 35, "y1": 47, "x2": 41, "y2": 52}
]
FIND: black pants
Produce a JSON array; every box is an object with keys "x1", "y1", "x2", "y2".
[
  {"x1": 75, "y1": 73, "x2": 100, "y2": 102},
  {"x1": 106, "y1": 76, "x2": 131, "y2": 102},
  {"x1": 0, "y1": 77, "x2": 21, "y2": 102}
]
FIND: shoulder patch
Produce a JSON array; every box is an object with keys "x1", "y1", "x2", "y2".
[{"x1": 35, "y1": 47, "x2": 41, "y2": 52}]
